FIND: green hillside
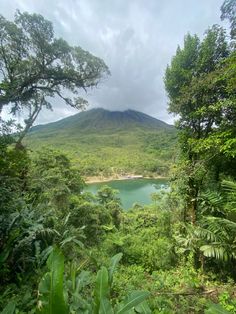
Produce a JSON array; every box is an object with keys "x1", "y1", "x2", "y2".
[{"x1": 25, "y1": 108, "x2": 177, "y2": 177}]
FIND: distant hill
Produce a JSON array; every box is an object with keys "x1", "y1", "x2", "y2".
[
  {"x1": 30, "y1": 108, "x2": 173, "y2": 135},
  {"x1": 26, "y1": 108, "x2": 177, "y2": 177}
]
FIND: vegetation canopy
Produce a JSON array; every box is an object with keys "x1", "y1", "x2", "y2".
[
  {"x1": 1, "y1": 1, "x2": 236, "y2": 313},
  {"x1": 0, "y1": 11, "x2": 110, "y2": 143}
]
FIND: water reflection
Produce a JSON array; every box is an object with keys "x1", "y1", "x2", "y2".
[{"x1": 85, "y1": 178, "x2": 169, "y2": 210}]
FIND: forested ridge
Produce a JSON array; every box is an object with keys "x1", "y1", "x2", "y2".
[
  {"x1": 25, "y1": 108, "x2": 177, "y2": 178},
  {"x1": 0, "y1": 1, "x2": 236, "y2": 313}
]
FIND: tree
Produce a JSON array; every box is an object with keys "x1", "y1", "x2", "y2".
[
  {"x1": 96, "y1": 185, "x2": 122, "y2": 227},
  {"x1": 221, "y1": 0, "x2": 236, "y2": 39},
  {"x1": 0, "y1": 11, "x2": 109, "y2": 143},
  {"x1": 29, "y1": 148, "x2": 84, "y2": 212},
  {"x1": 164, "y1": 23, "x2": 236, "y2": 223},
  {"x1": 97, "y1": 185, "x2": 121, "y2": 206}
]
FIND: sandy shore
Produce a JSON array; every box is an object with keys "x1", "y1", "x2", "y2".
[{"x1": 85, "y1": 174, "x2": 168, "y2": 184}]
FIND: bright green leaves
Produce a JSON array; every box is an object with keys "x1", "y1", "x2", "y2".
[
  {"x1": 37, "y1": 249, "x2": 150, "y2": 314},
  {"x1": 134, "y1": 300, "x2": 152, "y2": 314},
  {"x1": 94, "y1": 253, "x2": 121, "y2": 313},
  {"x1": 94, "y1": 266, "x2": 111, "y2": 313},
  {"x1": 99, "y1": 298, "x2": 114, "y2": 314},
  {"x1": 92, "y1": 253, "x2": 151, "y2": 314},
  {"x1": 93, "y1": 270, "x2": 150, "y2": 314},
  {"x1": 108, "y1": 253, "x2": 123, "y2": 285},
  {"x1": 37, "y1": 248, "x2": 68, "y2": 314},
  {"x1": 200, "y1": 244, "x2": 230, "y2": 261},
  {"x1": 115, "y1": 291, "x2": 150, "y2": 314}
]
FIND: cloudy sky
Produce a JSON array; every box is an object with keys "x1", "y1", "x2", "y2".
[{"x1": 0, "y1": 0, "x2": 227, "y2": 124}]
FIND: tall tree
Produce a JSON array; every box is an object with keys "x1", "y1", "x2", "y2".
[
  {"x1": 221, "y1": 0, "x2": 236, "y2": 39},
  {"x1": 164, "y1": 25, "x2": 234, "y2": 223},
  {"x1": 0, "y1": 11, "x2": 109, "y2": 143}
]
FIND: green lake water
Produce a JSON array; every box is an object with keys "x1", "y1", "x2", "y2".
[{"x1": 85, "y1": 178, "x2": 169, "y2": 209}]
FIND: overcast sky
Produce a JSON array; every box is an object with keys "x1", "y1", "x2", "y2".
[{"x1": 0, "y1": 0, "x2": 227, "y2": 124}]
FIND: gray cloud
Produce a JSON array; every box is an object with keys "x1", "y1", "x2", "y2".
[{"x1": 0, "y1": 0, "x2": 226, "y2": 124}]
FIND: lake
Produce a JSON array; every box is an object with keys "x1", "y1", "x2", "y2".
[{"x1": 85, "y1": 178, "x2": 169, "y2": 209}]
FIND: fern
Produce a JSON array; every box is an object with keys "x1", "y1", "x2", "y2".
[{"x1": 195, "y1": 180, "x2": 236, "y2": 262}]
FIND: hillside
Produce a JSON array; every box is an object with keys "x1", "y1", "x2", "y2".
[
  {"x1": 25, "y1": 108, "x2": 177, "y2": 177},
  {"x1": 29, "y1": 108, "x2": 173, "y2": 134}
]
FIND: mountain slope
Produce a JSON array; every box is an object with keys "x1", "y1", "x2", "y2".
[
  {"x1": 30, "y1": 108, "x2": 173, "y2": 135},
  {"x1": 26, "y1": 108, "x2": 177, "y2": 177}
]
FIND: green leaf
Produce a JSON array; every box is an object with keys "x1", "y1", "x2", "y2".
[
  {"x1": 37, "y1": 248, "x2": 68, "y2": 314},
  {"x1": 1, "y1": 301, "x2": 16, "y2": 314},
  {"x1": 75, "y1": 270, "x2": 91, "y2": 293},
  {"x1": 134, "y1": 300, "x2": 152, "y2": 314},
  {"x1": 200, "y1": 245, "x2": 229, "y2": 261},
  {"x1": 60, "y1": 236, "x2": 76, "y2": 247},
  {"x1": 73, "y1": 239, "x2": 85, "y2": 248},
  {"x1": 108, "y1": 253, "x2": 123, "y2": 284},
  {"x1": 38, "y1": 272, "x2": 51, "y2": 295},
  {"x1": 116, "y1": 291, "x2": 150, "y2": 314},
  {"x1": 99, "y1": 298, "x2": 114, "y2": 314},
  {"x1": 94, "y1": 267, "x2": 110, "y2": 313},
  {"x1": 205, "y1": 303, "x2": 231, "y2": 314}
]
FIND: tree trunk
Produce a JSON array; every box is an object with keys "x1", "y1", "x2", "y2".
[
  {"x1": 188, "y1": 177, "x2": 199, "y2": 224},
  {"x1": 15, "y1": 101, "x2": 42, "y2": 148}
]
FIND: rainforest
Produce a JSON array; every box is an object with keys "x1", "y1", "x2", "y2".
[{"x1": 0, "y1": 1, "x2": 236, "y2": 313}]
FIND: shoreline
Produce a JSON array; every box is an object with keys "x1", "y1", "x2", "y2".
[{"x1": 84, "y1": 174, "x2": 169, "y2": 184}]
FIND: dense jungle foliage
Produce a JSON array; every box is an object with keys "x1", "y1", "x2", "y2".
[{"x1": 0, "y1": 1, "x2": 236, "y2": 313}]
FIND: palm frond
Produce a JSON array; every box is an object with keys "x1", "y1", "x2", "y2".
[
  {"x1": 202, "y1": 216, "x2": 236, "y2": 235},
  {"x1": 222, "y1": 180, "x2": 236, "y2": 193},
  {"x1": 200, "y1": 243, "x2": 235, "y2": 261}
]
